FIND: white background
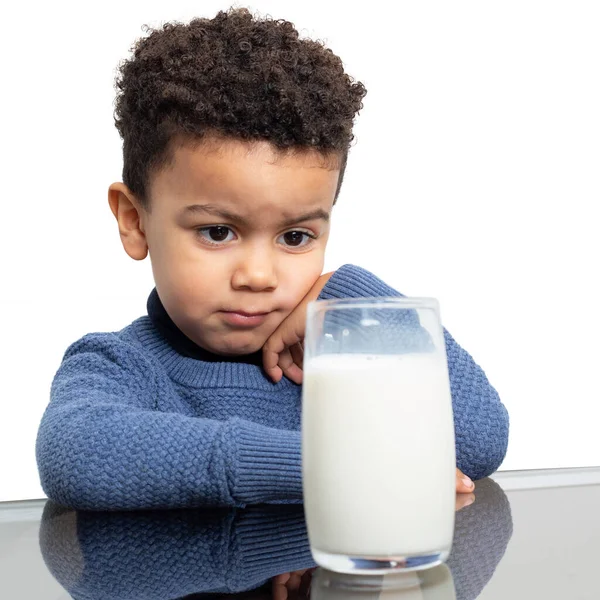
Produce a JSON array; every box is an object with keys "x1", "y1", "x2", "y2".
[{"x1": 1, "y1": 0, "x2": 599, "y2": 501}]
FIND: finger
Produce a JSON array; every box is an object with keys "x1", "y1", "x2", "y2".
[
  {"x1": 263, "y1": 336, "x2": 286, "y2": 372},
  {"x1": 455, "y1": 493, "x2": 475, "y2": 512},
  {"x1": 263, "y1": 320, "x2": 306, "y2": 383},
  {"x1": 272, "y1": 573, "x2": 292, "y2": 600},
  {"x1": 299, "y1": 569, "x2": 314, "y2": 597},
  {"x1": 456, "y1": 468, "x2": 475, "y2": 493},
  {"x1": 263, "y1": 334, "x2": 286, "y2": 382},
  {"x1": 287, "y1": 343, "x2": 304, "y2": 384},
  {"x1": 286, "y1": 572, "x2": 303, "y2": 592},
  {"x1": 272, "y1": 580, "x2": 289, "y2": 600},
  {"x1": 264, "y1": 320, "x2": 305, "y2": 360},
  {"x1": 283, "y1": 363, "x2": 303, "y2": 385},
  {"x1": 279, "y1": 349, "x2": 303, "y2": 385},
  {"x1": 290, "y1": 342, "x2": 304, "y2": 369},
  {"x1": 263, "y1": 360, "x2": 283, "y2": 383}
]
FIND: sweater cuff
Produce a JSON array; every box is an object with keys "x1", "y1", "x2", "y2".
[
  {"x1": 318, "y1": 264, "x2": 404, "y2": 300},
  {"x1": 232, "y1": 507, "x2": 315, "y2": 586},
  {"x1": 228, "y1": 419, "x2": 302, "y2": 505}
]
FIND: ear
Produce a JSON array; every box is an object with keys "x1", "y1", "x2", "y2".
[{"x1": 108, "y1": 182, "x2": 148, "y2": 260}]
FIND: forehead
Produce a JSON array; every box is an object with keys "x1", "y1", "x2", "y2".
[{"x1": 148, "y1": 136, "x2": 341, "y2": 215}]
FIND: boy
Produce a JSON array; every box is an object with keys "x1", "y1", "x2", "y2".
[{"x1": 36, "y1": 7, "x2": 509, "y2": 510}]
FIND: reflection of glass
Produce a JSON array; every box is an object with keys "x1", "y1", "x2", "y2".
[
  {"x1": 302, "y1": 298, "x2": 456, "y2": 574},
  {"x1": 312, "y1": 564, "x2": 455, "y2": 600}
]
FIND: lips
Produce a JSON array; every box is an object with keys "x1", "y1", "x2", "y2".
[{"x1": 220, "y1": 310, "x2": 270, "y2": 328}]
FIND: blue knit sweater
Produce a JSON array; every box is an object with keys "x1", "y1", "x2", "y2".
[{"x1": 36, "y1": 264, "x2": 509, "y2": 510}]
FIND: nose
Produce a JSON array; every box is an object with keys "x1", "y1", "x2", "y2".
[{"x1": 231, "y1": 243, "x2": 278, "y2": 292}]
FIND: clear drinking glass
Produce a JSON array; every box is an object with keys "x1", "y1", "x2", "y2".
[{"x1": 302, "y1": 297, "x2": 456, "y2": 574}]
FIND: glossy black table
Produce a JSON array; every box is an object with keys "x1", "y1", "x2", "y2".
[{"x1": 1, "y1": 467, "x2": 598, "y2": 599}]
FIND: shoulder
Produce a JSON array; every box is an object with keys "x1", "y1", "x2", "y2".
[
  {"x1": 319, "y1": 264, "x2": 405, "y2": 300},
  {"x1": 58, "y1": 318, "x2": 157, "y2": 377}
]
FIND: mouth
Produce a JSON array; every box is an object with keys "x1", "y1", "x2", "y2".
[{"x1": 220, "y1": 310, "x2": 271, "y2": 328}]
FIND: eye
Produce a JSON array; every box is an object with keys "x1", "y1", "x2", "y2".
[
  {"x1": 197, "y1": 226, "x2": 236, "y2": 245},
  {"x1": 278, "y1": 230, "x2": 317, "y2": 248}
]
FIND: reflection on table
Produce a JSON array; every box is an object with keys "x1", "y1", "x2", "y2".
[{"x1": 39, "y1": 477, "x2": 512, "y2": 600}]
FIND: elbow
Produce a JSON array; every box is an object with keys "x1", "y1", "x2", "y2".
[
  {"x1": 38, "y1": 470, "x2": 96, "y2": 511},
  {"x1": 36, "y1": 418, "x2": 107, "y2": 511},
  {"x1": 458, "y1": 403, "x2": 510, "y2": 481},
  {"x1": 483, "y1": 401, "x2": 510, "y2": 478},
  {"x1": 37, "y1": 451, "x2": 107, "y2": 511}
]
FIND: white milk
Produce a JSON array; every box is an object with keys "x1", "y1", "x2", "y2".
[{"x1": 302, "y1": 353, "x2": 456, "y2": 557}]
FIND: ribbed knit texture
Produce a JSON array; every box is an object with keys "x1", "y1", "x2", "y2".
[
  {"x1": 38, "y1": 477, "x2": 513, "y2": 599},
  {"x1": 35, "y1": 264, "x2": 509, "y2": 511}
]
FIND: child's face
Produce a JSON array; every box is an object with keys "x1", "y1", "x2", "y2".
[{"x1": 113, "y1": 137, "x2": 339, "y2": 356}]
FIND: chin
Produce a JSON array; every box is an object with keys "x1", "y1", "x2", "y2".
[
  {"x1": 219, "y1": 346, "x2": 262, "y2": 357},
  {"x1": 211, "y1": 337, "x2": 266, "y2": 357}
]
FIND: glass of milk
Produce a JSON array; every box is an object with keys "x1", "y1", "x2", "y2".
[{"x1": 302, "y1": 297, "x2": 456, "y2": 575}]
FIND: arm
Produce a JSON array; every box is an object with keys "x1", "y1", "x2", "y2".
[
  {"x1": 320, "y1": 264, "x2": 510, "y2": 480},
  {"x1": 36, "y1": 335, "x2": 302, "y2": 511},
  {"x1": 263, "y1": 264, "x2": 509, "y2": 481}
]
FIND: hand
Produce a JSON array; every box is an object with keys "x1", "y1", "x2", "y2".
[
  {"x1": 272, "y1": 568, "x2": 316, "y2": 600},
  {"x1": 263, "y1": 272, "x2": 334, "y2": 384}
]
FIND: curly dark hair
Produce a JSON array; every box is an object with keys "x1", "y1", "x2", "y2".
[{"x1": 113, "y1": 6, "x2": 367, "y2": 208}]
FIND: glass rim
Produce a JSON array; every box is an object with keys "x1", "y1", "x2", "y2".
[{"x1": 308, "y1": 296, "x2": 440, "y2": 312}]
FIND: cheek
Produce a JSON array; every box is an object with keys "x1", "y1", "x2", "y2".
[
  {"x1": 279, "y1": 258, "x2": 325, "y2": 308},
  {"x1": 151, "y1": 247, "x2": 218, "y2": 313}
]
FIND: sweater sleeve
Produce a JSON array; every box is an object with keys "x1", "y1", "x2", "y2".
[
  {"x1": 36, "y1": 334, "x2": 302, "y2": 511},
  {"x1": 318, "y1": 264, "x2": 510, "y2": 480}
]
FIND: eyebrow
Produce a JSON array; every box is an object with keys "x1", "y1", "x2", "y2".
[{"x1": 182, "y1": 204, "x2": 330, "y2": 228}]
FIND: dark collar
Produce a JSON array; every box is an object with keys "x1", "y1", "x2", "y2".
[{"x1": 146, "y1": 288, "x2": 264, "y2": 366}]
